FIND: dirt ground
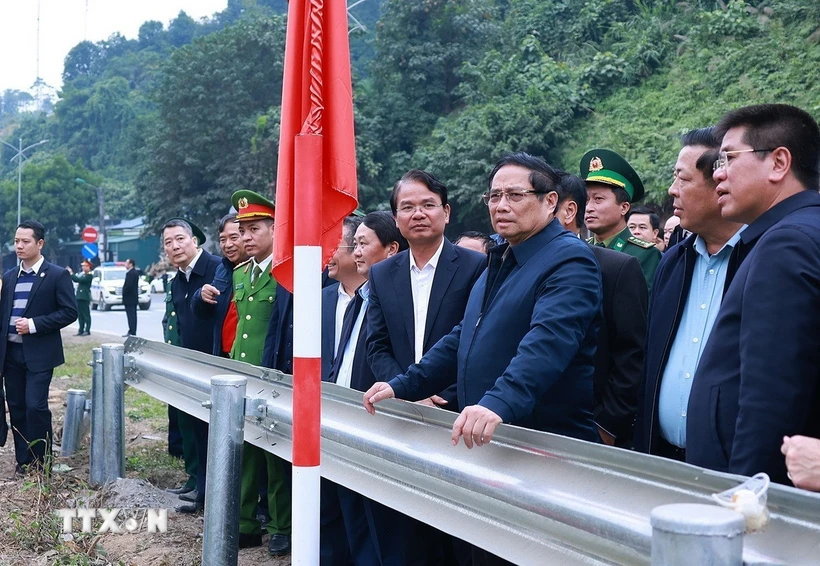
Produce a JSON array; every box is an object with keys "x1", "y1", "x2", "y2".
[{"x1": 0, "y1": 330, "x2": 291, "y2": 566}]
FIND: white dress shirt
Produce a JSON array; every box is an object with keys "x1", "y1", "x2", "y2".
[
  {"x1": 334, "y1": 285, "x2": 354, "y2": 357},
  {"x1": 336, "y1": 282, "x2": 369, "y2": 389},
  {"x1": 181, "y1": 248, "x2": 203, "y2": 281},
  {"x1": 409, "y1": 239, "x2": 444, "y2": 363}
]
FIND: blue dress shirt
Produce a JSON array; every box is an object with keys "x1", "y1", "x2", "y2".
[{"x1": 658, "y1": 228, "x2": 745, "y2": 448}]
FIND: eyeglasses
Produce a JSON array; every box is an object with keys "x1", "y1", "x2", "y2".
[
  {"x1": 481, "y1": 189, "x2": 541, "y2": 206},
  {"x1": 397, "y1": 203, "x2": 443, "y2": 215},
  {"x1": 337, "y1": 245, "x2": 356, "y2": 251},
  {"x1": 712, "y1": 148, "x2": 776, "y2": 172}
]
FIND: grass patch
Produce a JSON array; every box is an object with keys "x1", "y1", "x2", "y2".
[{"x1": 125, "y1": 388, "x2": 168, "y2": 424}]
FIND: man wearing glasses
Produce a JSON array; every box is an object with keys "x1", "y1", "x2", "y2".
[
  {"x1": 367, "y1": 169, "x2": 486, "y2": 410},
  {"x1": 363, "y1": 154, "x2": 602, "y2": 564},
  {"x1": 686, "y1": 104, "x2": 820, "y2": 485},
  {"x1": 365, "y1": 169, "x2": 485, "y2": 565},
  {"x1": 364, "y1": 155, "x2": 602, "y2": 447}
]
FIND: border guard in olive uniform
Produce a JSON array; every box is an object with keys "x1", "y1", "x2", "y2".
[
  {"x1": 68, "y1": 259, "x2": 94, "y2": 335},
  {"x1": 230, "y1": 190, "x2": 293, "y2": 556},
  {"x1": 581, "y1": 148, "x2": 662, "y2": 292}
]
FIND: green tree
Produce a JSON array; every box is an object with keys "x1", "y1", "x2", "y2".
[
  {"x1": 136, "y1": 15, "x2": 287, "y2": 233},
  {"x1": 0, "y1": 155, "x2": 98, "y2": 252}
]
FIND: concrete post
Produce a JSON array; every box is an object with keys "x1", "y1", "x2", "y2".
[
  {"x1": 60, "y1": 389, "x2": 87, "y2": 457},
  {"x1": 101, "y1": 343, "x2": 125, "y2": 481},
  {"x1": 89, "y1": 348, "x2": 105, "y2": 485},
  {"x1": 202, "y1": 375, "x2": 247, "y2": 566},
  {"x1": 651, "y1": 503, "x2": 745, "y2": 566}
]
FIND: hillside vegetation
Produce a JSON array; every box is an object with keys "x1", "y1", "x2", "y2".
[{"x1": 0, "y1": 0, "x2": 817, "y2": 242}]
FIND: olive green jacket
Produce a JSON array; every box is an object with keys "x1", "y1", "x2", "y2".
[{"x1": 71, "y1": 272, "x2": 93, "y2": 302}]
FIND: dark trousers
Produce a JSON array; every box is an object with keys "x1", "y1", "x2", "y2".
[
  {"x1": 124, "y1": 302, "x2": 137, "y2": 335},
  {"x1": 191, "y1": 417, "x2": 209, "y2": 504},
  {"x1": 77, "y1": 299, "x2": 91, "y2": 333},
  {"x1": 320, "y1": 480, "x2": 376, "y2": 566},
  {"x1": 471, "y1": 547, "x2": 514, "y2": 566},
  {"x1": 362, "y1": 497, "x2": 445, "y2": 566},
  {"x1": 167, "y1": 405, "x2": 184, "y2": 458},
  {"x1": 3, "y1": 342, "x2": 53, "y2": 466}
]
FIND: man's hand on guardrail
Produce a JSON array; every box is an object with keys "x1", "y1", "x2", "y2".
[
  {"x1": 781, "y1": 435, "x2": 820, "y2": 492},
  {"x1": 416, "y1": 395, "x2": 448, "y2": 408},
  {"x1": 452, "y1": 405, "x2": 502, "y2": 449},
  {"x1": 363, "y1": 382, "x2": 395, "y2": 414},
  {"x1": 200, "y1": 284, "x2": 220, "y2": 304}
]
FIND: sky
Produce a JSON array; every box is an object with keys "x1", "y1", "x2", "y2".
[{"x1": 0, "y1": 0, "x2": 229, "y2": 94}]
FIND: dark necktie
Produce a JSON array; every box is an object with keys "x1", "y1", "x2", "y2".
[
  {"x1": 252, "y1": 264, "x2": 263, "y2": 286},
  {"x1": 328, "y1": 292, "x2": 364, "y2": 383}
]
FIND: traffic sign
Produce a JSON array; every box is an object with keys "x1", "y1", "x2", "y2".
[
  {"x1": 82, "y1": 226, "x2": 98, "y2": 243},
  {"x1": 82, "y1": 243, "x2": 99, "y2": 259}
]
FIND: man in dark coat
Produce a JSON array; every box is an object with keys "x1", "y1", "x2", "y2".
[
  {"x1": 633, "y1": 127, "x2": 744, "y2": 461},
  {"x1": 555, "y1": 172, "x2": 647, "y2": 447},
  {"x1": 0, "y1": 220, "x2": 77, "y2": 471},
  {"x1": 686, "y1": 104, "x2": 820, "y2": 485},
  {"x1": 368, "y1": 169, "x2": 486, "y2": 410},
  {"x1": 121, "y1": 258, "x2": 139, "y2": 336},
  {"x1": 192, "y1": 213, "x2": 248, "y2": 356},
  {"x1": 364, "y1": 154, "x2": 602, "y2": 566},
  {"x1": 161, "y1": 219, "x2": 220, "y2": 512}
]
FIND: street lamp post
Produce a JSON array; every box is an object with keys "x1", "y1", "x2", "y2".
[
  {"x1": 75, "y1": 178, "x2": 107, "y2": 262},
  {"x1": 0, "y1": 137, "x2": 49, "y2": 226}
]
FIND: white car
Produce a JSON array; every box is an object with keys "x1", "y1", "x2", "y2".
[{"x1": 90, "y1": 265, "x2": 152, "y2": 311}]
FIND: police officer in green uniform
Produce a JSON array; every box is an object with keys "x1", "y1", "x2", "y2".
[
  {"x1": 581, "y1": 148, "x2": 662, "y2": 293},
  {"x1": 230, "y1": 189, "x2": 292, "y2": 556},
  {"x1": 68, "y1": 259, "x2": 93, "y2": 335}
]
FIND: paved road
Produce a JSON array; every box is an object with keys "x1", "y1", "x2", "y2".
[{"x1": 68, "y1": 292, "x2": 166, "y2": 342}]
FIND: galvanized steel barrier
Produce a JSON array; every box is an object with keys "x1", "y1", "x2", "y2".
[{"x1": 106, "y1": 337, "x2": 820, "y2": 565}]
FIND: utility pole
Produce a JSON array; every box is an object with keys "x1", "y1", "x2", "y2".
[{"x1": 1, "y1": 137, "x2": 49, "y2": 226}]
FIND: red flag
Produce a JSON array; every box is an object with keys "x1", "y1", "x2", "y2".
[{"x1": 273, "y1": 0, "x2": 358, "y2": 292}]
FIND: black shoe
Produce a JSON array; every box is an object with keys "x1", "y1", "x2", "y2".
[
  {"x1": 268, "y1": 533, "x2": 291, "y2": 556},
  {"x1": 74, "y1": 331, "x2": 83, "y2": 336},
  {"x1": 178, "y1": 489, "x2": 198, "y2": 502},
  {"x1": 14, "y1": 463, "x2": 26, "y2": 476},
  {"x1": 82, "y1": 331, "x2": 91, "y2": 336},
  {"x1": 238, "y1": 532, "x2": 262, "y2": 549},
  {"x1": 166, "y1": 485, "x2": 195, "y2": 495},
  {"x1": 175, "y1": 501, "x2": 203, "y2": 514}
]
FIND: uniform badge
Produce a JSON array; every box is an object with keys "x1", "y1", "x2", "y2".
[
  {"x1": 589, "y1": 157, "x2": 604, "y2": 172},
  {"x1": 238, "y1": 197, "x2": 249, "y2": 209}
]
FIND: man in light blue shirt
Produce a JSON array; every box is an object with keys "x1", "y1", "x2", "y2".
[
  {"x1": 657, "y1": 227, "x2": 744, "y2": 448},
  {"x1": 635, "y1": 127, "x2": 746, "y2": 459}
]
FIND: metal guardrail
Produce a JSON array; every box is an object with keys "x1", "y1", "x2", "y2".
[{"x1": 118, "y1": 337, "x2": 820, "y2": 565}]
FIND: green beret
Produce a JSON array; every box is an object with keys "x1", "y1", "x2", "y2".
[
  {"x1": 163, "y1": 217, "x2": 207, "y2": 246},
  {"x1": 579, "y1": 148, "x2": 645, "y2": 203},
  {"x1": 232, "y1": 189, "x2": 276, "y2": 221}
]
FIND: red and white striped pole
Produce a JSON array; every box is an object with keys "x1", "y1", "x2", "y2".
[{"x1": 292, "y1": 133, "x2": 323, "y2": 564}]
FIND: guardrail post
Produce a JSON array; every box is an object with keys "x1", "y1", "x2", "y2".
[
  {"x1": 60, "y1": 389, "x2": 87, "y2": 458},
  {"x1": 89, "y1": 348, "x2": 105, "y2": 485},
  {"x1": 202, "y1": 375, "x2": 247, "y2": 566},
  {"x1": 101, "y1": 343, "x2": 126, "y2": 481},
  {"x1": 651, "y1": 503, "x2": 745, "y2": 566}
]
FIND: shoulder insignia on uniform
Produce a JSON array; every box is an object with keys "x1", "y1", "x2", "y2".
[
  {"x1": 628, "y1": 235, "x2": 656, "y2": 249},
  {"x1": 234, "y1": 258, "x2": 252, "y2": 270}
]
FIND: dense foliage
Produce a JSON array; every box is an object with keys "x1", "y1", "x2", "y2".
[{"x1": 0, "y1": 0, "x2": 817, "y2": 244}]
